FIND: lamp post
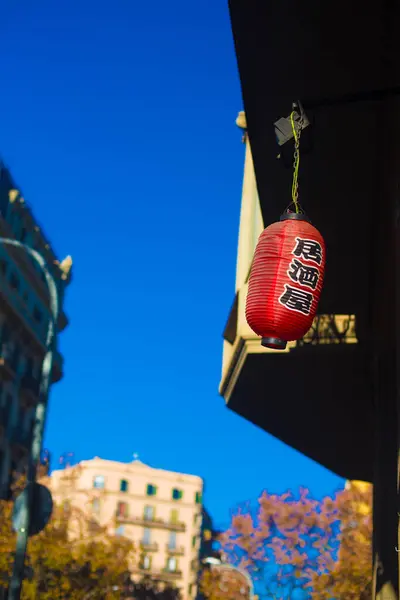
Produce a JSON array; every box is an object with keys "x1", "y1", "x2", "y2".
[
  {"x1": 0, "y1": 238, "x2": 60, "y2": 600},
  {"x1": 202, "y1": 557, "x2": 255, "y2": 600}
]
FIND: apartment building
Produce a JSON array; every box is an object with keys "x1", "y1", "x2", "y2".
[
  {"x1": 0, "y1": 160, "x2": 72, "y2": 498},
  {"x1": 48, "y1": 456, "x2": 204, "y2": 600}
]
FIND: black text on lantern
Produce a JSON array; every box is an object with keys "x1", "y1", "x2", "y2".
[
  {"x1": 292, "y1": 237, "x2": 323, "y2": 265},
  {"x1": 287, "y1": 258, "x2": 320, "y2": 290},
  {"x1": 279, "y1": 237, "x2": 323, "y2": 316},
  {"x1": 279, "y1": 284, "x2": 314, "y2": 315}
]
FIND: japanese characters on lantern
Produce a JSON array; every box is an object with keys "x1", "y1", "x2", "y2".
[{"x1": 279, "y1": 237, "x2": 324, "y2": 316}]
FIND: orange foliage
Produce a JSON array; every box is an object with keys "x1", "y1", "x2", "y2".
[
  {"x1": 311, "y1": 482, "x2": 372, "y2": 600},
  {"x1": 202, "y1": 483, "x2": 372, "y2": 600},
  {"x1": 0, "y1": 471, "x2": 134, "y2": 600},
  {"x1": 200, "y1": 568, "x2": 251, "y2": 600}
]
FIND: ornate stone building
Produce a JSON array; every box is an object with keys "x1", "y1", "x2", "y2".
[{"x1": 0, "y1": 160, "x2": 72, "y2": 497}]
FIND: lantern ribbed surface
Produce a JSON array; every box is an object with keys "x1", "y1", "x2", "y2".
[{"x1": 246, "y1": 215, "x2": 325, "y2": 349}]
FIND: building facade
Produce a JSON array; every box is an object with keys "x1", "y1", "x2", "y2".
[
  {"x1": 0, "y1": 160, "x2": 72, "y2": 498},
  {"x1": 48, "y1": 457, "x2": 204, "y2": 600}
]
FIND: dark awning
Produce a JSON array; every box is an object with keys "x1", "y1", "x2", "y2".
[
  {"x1": 227, "y1": 343, "x2": 373, "y2": 481},
  {"x1": 227, "y1": 0, "x2": 400, "y2": 479}
]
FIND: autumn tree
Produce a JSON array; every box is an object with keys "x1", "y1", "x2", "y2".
[
  {"x1": 130, "y1": 576, "x2": 182, "y2": 600},
  {"x1": 0, "y1": 465, "x2": 135, "y2": 600},
  {"x1": 310, "y1": 481, "x2": 372, "y2": 600},
  {"x1": 200, "y1": 565, "x2": 252, "y2": 600},
  {"x1": 201, "y1": 483, "x2": 372, "y2": 600}
]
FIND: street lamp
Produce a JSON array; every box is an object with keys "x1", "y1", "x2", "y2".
[
  {"x1": 0, "y1": 238, "x2": 61, "y2": 600},
  {"x1": 202, "y1": 557, "x2": 255, "y2": 600}
]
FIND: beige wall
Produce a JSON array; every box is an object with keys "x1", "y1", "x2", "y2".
[{"x1": 48, "y1": 457, "x2": 204, "y2": 600}]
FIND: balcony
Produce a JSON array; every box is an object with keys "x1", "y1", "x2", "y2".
[
  {"x1": 140, "y1": 541, "x2": 159, "y2": 552},
  {"x1": 0, "y1": 279, "x2": 47, "y2": 349},
  {"x1": 0, "y1": 281, "x2": 64, "y2": 384},
  {"x1": 131, "y1": 567, "x2": 182, "y2": 581},
  {"x1": 166, "y1": 545, "x2": 184, "y2": 556},
  {"x1": 161, "y1": 569, "x2": 182, "y2": 580},
  {"x1": 116, "y1": 514, "x2": 186, "y2": 532},
  {"x1": 51, "y1": 351, "x2": 63, "y2": 384}
]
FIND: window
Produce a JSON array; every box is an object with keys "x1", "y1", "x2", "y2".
[
  {"x1": 146, "y1": 484, "x2": 157, "y2": 496},
  {"x1": 142, "y1": 555, "x2": 151, "y2": 570},
  {"x1": 143, "y1": 505, "x2": 154, "y2": 521},
  {"x1": 117, "y1": 501, "x2": 128, "y2": 518},
  {"x1": 192, "y1": 536, "x2": 197, "y2": 548},
  {"x1": 191, "y1": 559, "x2": 199, "y2": 572},
  {"x1": 9, "y1": 272, "x2": 19, "y2": 291},
  {"x1": 120, "y1": 479, "x2": 129, "y2": 492},
  {"x1": 195, "y1": 491, "x2": 202, "y2": 504},
  {"x1": 170, "y1": 509, "x2": 179, "y2": 524},
  {"x1": 172, "y1": 488, "x2": 183, "y2": 501},
  {"x1": 143, "y1": 528, "x2": 151, "y2": 545},
  {"x1": 168, "y1": 532, "x2": 177, "y2": 550},
  {"x1": 115, "y1": 525, "x2": 125, "y2": 536},
  {"x1": 20, "y1": 228, "x2": 27, "y2": 243},
  {"x1": 33, "y1": 306, "x2": 42, "y2": 323},
  {"x1": 193, "y1": 512, "x2": 201, "y2": 525},
  {"x1": 92, "y1": 498, "x2": 100, "y2": 514},
  {"x1": 93, "y1": 475, "x2": 105, "y2": 489},
  {"x1": 166, "y1": 557, "x2": 177, "y2": 572}
]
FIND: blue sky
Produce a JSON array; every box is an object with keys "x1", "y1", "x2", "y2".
[{"x1": 1, "y1": 0, "x2": 343, "y2": 528}]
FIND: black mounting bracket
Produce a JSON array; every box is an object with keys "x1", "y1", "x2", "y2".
[
  {"x1": 274, "y1": 100, "x2": 310, "y2": 147},
  {"x1": 274, "y1": 86, "x2": 400, "y2": 147}
]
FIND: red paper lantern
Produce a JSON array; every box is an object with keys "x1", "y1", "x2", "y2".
[{"x1": 246, "y1": 212, "x2": 325, "y2": 350}]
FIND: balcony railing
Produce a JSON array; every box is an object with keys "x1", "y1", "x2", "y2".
[
  {"x1": 131, "y1": 566, "x2": 182, "y2": 580},
  {"x1": 0, "y1": 284, "x2": 64, "y2": 383},
  {"x1": 0, "y1": 278, "x2": 47, "y2": 347},
  {"x1": 166, "y1": 545, "x2": 185, "y2": 556},
  {"x1": 161, "y1": 569, "x2": 182, "y2": 579},
  {"x1": 296, "y1": 314, "x2": 357, "y2": 347},
  {"x1": 116, "y1": 514, "x2": 186, "y2": 532},
  {"x1": 140, "y1": 541, "x2": 159, "y2": 552}
]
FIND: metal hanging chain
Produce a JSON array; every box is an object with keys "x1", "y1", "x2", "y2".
[{"x1": 290, "y1": 110, "x2": 304, "y2": 214}]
